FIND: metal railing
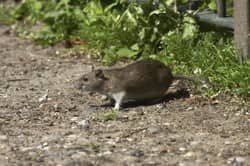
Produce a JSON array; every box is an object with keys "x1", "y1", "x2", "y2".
[{"x1": 179, "y1": 0, "x2": 249, "y2": 60}]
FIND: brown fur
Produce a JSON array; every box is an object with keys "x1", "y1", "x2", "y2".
[{"x1": 75, "y1": 59, "x2": 209, "y2": 108}]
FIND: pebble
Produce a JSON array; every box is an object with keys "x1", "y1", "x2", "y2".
[
  {"x1": 76, "y1": 137, "x2": 89, "y2": 145},
  {"x1": 156, "y1": 104, "x2": 164, "y2": 109},
  {"x1": 71, "y1": 152, "x2": 87, "y2": 159},
  {"x1": 20, "y1": 147, "x2": 34, "y2": 152},
  {"x1": 41, "y1": 135, "x2": 61, "y2": 143},
  {"x1": 77, "y1": 120, "x2": 90, "y2": 129},
  {"x1": 227, "y1": 156, "x2": 246, "y2": 164},
  {"x1": 190, "y1": 141, "x2": 199, "y2": 146},
  {"x1": 38, "y1": 94, "x2": 48, "y2": 102},
  {"x1": 126, "y1": 138, "x2": 133, "y2": 142},
  {"x1": 106, "y1": 139, "x2": 116, "y2": 145},
  {"x1": 235, "y1": 112, "x2": 241, "y2": 116},
  {"x1": 163, "y1": 122, "x2": 170, "y2": 126},
  {"x1": 100, "y1": 95, "x2": 108, "y2": 101},
  {"x1": 102, "y1": 151, "x2": 112, "y2": 155},
  {"x1": 147, "y1": 126, "x2": 160, "y2": 134},
  {"x1": 183, "y1": 151, "x2": 195, "y2": 158},
  {"x1": 67, "y1": 134, "x2": 78, "y2": 141},
  {"x1": 179, "y1": 147, "x2": 186, "y2": 152},
  {"x1": 131, "y1": 149, "x2": 144, "y2": 157},
  {"x1": 70, "y1": 117, "x2": 78, "y2": 122},
  {"x1": 0, "y1": 135, "x2": 7, "y2": 141},
  {"x1": 235, "y1": 157, "x2": 246, "y2": 163}
]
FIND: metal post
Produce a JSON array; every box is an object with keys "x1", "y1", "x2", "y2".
[
  {"x1": 217, "y1": 0, "x2": 226, "y2": 17},
  {"x1": 234, "y1": 0, "x2": 250, "y2": 61}
]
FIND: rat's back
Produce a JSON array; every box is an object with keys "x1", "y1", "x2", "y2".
[{"x1": 116, "y1": 59, "x2": 174, "y2": 101}]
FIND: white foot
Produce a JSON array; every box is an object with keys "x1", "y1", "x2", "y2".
[{"x1": 112, "y1": 91, "x2": 126, "y2": 110}]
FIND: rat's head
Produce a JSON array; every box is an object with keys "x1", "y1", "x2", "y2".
[{"x1": 75, "y1": 69, "x2": 108, "y2": 93}]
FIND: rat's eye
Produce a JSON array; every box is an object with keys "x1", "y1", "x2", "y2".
[{"x1": 83, "y1": 78, "x2": 88, "y2": 82}]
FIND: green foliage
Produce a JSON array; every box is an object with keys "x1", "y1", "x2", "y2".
[
  {"x1": 206, "y1": 0, "x2": 233, "y2": 16},
  {"x1": 7, "y1": 0, "x2": 249, "y2": 96},
  {"x1": 99, "y1": 110, "x2": 120, "y2": 121},
  {"x1": 0, "y1": 4, "x2": 15, "y2": 25},
  {"x1": 152, "y1": 32, "x2": 250, "y2": 96},
  {"x1": 14, "y1": 0, "x2": 43, "y2": 21}
]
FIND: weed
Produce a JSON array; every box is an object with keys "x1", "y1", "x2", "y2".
[
  {"x1": 89, "y1": 142, "x2": 101, "y2": 152},
  {"x1": 99, "y1": 110, "x2": 119, "y2": 122},
  {"x1": 0, "y1": 4, "x2": 15, "y2": 25},
  {"x1": 3, "y1": 0, "x2": 249, "y2": 97}
]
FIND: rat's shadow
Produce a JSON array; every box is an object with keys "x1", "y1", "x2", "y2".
[{"x1": 94, "y1": 88, "x2": 190, "y2": 109}]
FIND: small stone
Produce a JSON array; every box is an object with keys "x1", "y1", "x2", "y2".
[
  {"x1": 212, "y1": 100, "x2": 220, "y2": 105},
  {"x1": 106, "y1": 139, "x2": 116, "y2": 145},
  {"x1": 71, "y1": 152, "x2": 87, "y2": 159},
  {"x1": 121, "y1": 148, "x2": 127, "y2": 152},
  {"x1": 100, "y1": 95, "x2": 108, "y2": 101},
  {"x1": 38, "y1": 94, "x2": 48, "y2": 102},
  {"x1": 235, "y1": 112, "x2": 241, "y2": 116},
  {"x1": 131, "y1": 149, "x2": 144, "y2": 157},
  {"x1": 224, "y1": 141, "x2": 231, "y2": 145},
  {"x1": 103, "y1": 151, "x2": 112, "y2": 155},
  {"x1": 0, "y1": 135, "x2": 8, "y2": 141},
  {"x1": 227, "y1": 157, "x2": 234, "y2": 164},
  {"x1": 126, "y1": 138, "x2": 133, "y2": 142},
  {"x1": 42, "y1": 142, "x2": 48, "y2": 147},
  {"x1": 67, "y1": 134, "x2": 78, "y2": 141},
  {"x1": 163, "y1": 122, "x2": 170, "y2": 126},
  {"x1": 41, "y1": 135, "x2": 60, "y2": 143},
  {"x1": 20, "y1": 147, "x2": 34, "y2": 152},
  {"x1": 227, "y1": 156, "x2": 246, "y2": 164},
  {"x1": 70, "y1": 117, "x2": 78, "y2": 122},
  {"x1": 156, "y1": 104, "x2": 164, "y2": 109},
  {"x1": 77, "y1": 120, "x2": 90, "y2": 129},
  {"x1": 179, "y1": 147, "x2": 186, "y2": 152},
  {"x1": 190, "y1": 141, "x2": 199, "y2": 146},
  {"x1": 147, "y1": 126, "x2": 160, "y2": 134},
  {"x1": 183, "y1": 151, "x2": 194, "y2": 158},
  {"x1": 235, "y1": 156, "x2": 246, "y2": 163}
]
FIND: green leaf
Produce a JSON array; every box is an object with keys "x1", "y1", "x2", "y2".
[
  {"x1": 182, "y1": 16, "x2": 198, "y2": 39},
  {"x1": 208, "y1": 1, "x2": 217, "y2": 10},
  {"x1": 116, "y1": 47, "x2": 138, "y2": 58},
  {"x1": 131, "y1": 43, "x2": 139, "y2": 51}
]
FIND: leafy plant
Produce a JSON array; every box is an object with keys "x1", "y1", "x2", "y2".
[
  {"x1": 6, "y1": 0, "x2": 249, "y2": 96},
  {"x1": 0, "y1": 4, "x2": 15, "y2": 25},
  {"x1": 14, "y1": 0, "x2": 43, "y2": 22},
  {"x1": 99, "y1": 110, "x2": 119, "y2": 121}
]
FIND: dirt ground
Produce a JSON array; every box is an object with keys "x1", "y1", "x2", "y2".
[{"x1": 0, "y1": 24, "x2": 250, "y2": 166}]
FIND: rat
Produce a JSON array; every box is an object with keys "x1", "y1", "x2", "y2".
[{"x1": 75, "y1": 59, "x2": 210, "y2": 110}]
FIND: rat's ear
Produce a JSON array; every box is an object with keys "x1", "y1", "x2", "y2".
[{"x1": 95, "y1": 69, "x2": 108, "y2": 80}]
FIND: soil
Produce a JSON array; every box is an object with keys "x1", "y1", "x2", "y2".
[{"x1": 0, "y1": 25, "x2": 249, "y2": 166}]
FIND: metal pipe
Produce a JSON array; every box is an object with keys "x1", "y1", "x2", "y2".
[
  {"x1": 195, "y1": 11, "x2": 233, "y2": 30},
  {"x1": 216, "y1": 0, "x2": 226, "y2": 17}
]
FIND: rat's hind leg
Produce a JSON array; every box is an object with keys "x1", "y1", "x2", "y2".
[{"x1": 112, "y1": 91, "x2": 126, "y2": 110}]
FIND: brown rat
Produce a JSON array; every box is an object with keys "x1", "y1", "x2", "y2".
[{"x1": 75, "y1": 59, "x2": 210, "y2": 109}]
